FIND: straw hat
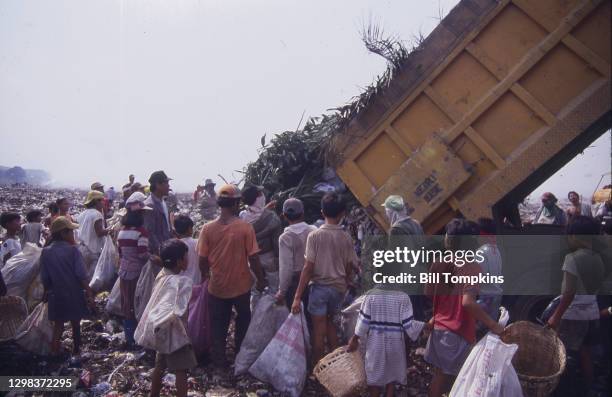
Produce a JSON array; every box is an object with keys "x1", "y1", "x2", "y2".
[
  {"x1": 50, "y1": 216, "x2": 79, "y2": 234},
  {"x1": 84, "y1": 190, "x2": 105, "y2": 206}
]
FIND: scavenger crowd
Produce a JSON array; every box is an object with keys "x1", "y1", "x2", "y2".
[{"x1": 1, "y1": 172, "x2": 611, "y2": 397}]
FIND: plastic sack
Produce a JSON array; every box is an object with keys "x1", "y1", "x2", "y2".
[
  {"x1": 450, "y1": 308, "x2": 523, "y2": 397},
  {"x1": 26, "y1": 274, "x2": 44, "y2": 311},
  {"x1": 14, "y1": 302, "x2": 54, "y2": 355},
  {"x1": 77, "y1": 244, "x2": 100, "y2": 282},
  {"x1": 1, "y1": 243, "x2": 42, "y2": 300},
  {"x1": 105, "y1": 278, "x2": 123, "y2": 316},
  {"x1": 249, "y1": 311, "x2": 310, "y2": 397},
  {"x1": 134, "y1": 273, "x2": 193, "y2": 354},
  {"x1": 89, "y1": 236, "x2": 118, "y2": 292},
  {"x1": 187, "y1": 281, "x2": 212, "y2": 356},
  {"x1": 235, "y1": 294, "x2": 289, "y2": 375},
  {"x1": 134, "y1": 260, "x2": 161, "y2": 320},
  {"x1": 341, "y1": 295, "x2": 365, "y2": 341}
]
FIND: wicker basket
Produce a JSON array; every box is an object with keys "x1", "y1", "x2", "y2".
[
  {"x1": 314, "y1": 347, "x2": 366, "y2": 397},
  {"x1": 0, "y1": 296, "x2": 29, "y2": 342},
  {"x1": 501, "y1": 321, "x2": 566, "y2": 397}
]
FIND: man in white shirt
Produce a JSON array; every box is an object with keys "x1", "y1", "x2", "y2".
[{"x1": 274, "y1": 198, "x2": 317, "y2": 309}]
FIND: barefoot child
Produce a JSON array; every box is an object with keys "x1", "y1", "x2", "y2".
[
  {"x1": 347, "y1": 286, "x2": 425, "y2": 397},
  {"x1": 40, "y1": 216, "x2": 94, "y2": 357},
  {"x1": 148, "y1": 239, "x2": 197, "y2": 397}
]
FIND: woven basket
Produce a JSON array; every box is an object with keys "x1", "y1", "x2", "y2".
[
  {"x1": 0, "y1": 296, "x2": 28, "y2": 342},
  {"x1": 314, "y1": 347, "x2": 366, "y2": 397},
  {"x1": 501, "y1": 321, "x2": 566, "y2": 397}
]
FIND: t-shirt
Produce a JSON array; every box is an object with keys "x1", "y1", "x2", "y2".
[
  {"x1": 197, "y1": 218, "x2": 259, "y2": 299},
  {"x1": 21, "y1": 223, "x2": 43, "y2": 247},
  {"x1": 304, "y1": 224, "x2": 358, "y2": 293},
  {"x1": 117, "y1": 226, "x2": 150, "y2": 280},
  {"x1": 561, "y1": 248, "x2": 604, "y2": 321},
  {"x1": 429, "y1": 261, "x2": 481, "y2": 343},
  {"x1": 278, "y1": 222, "x2": 317, "y2": 294},
  {"x1": 180, "y1": 237, "x2": 201, "y2": 286},
  {"x1": 77, "y1": 209, "x2": 105, "y2": 254},
  {"x1": 0, "y1": 237, "x2": 21, "y2": 265}
]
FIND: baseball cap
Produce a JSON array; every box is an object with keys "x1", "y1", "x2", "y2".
[
  {"x1": 84, "y1": 190, "x2": 105, "y2": 205},
  {"x1": 283, "y1": 198, "x2": 304, "y2": 215},
  {"x1": 148, "y1": 171, "x2": 172, "y2": 185},
  {"x1": 91, "y1": 182, "x2": 104, "y2": 190},
  {"x1": 126, "y1": 191, "x2": 152, "y2": 211},
  {"x1": 382, "y1": 195, "x2": 405, "y2": 211},
  {"x1": 50, "y1": 216, "x2": 79, "y2": 234},
  {"x1": 217, "y1": 184, "x2": 241, "y2": 199},
  {"x1": 204, "y1": 178, "x2": 215, "y2": 187}
]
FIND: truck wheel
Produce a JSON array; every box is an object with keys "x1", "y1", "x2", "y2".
[{"x1": 510, "y1": 295, "x2": 553, "y2": 322}]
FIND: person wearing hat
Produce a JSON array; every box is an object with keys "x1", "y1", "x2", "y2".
[
  {"x1": 76, "y1": 190, "x2": 111, "y2": 280},
  {"x1": 91, "y1": 182, "x2": 111, "y2": 217},
  {"x1": 382, "y1": 194, "x2": 426, "y2": 319},
  {"x1": 117, "y1": 191, "x2": 153, "y2": 349},
  {"x1": 240, "y1": 183, "x2": 282, "y2": 294},
  {"x1": 532, "y1": 192, "x2": 567, "y2": 225},
  {"x1": 41, "y1": 216, "x2": 95, "y2": 357},
  {"x1": 144, "y1": 171, "x2": 173, "y2": 257},
  {"x1": 197, "y1": 184, "x2": 267, "y2": 367},
  {"x1": 275, "y1": 198, "x2": 317, "y2": 309},
  {"x1": 199, "y1": 178, "x2": 218, "y2": 221}
]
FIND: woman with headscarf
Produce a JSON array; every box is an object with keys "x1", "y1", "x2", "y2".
[
  {"x1": 532, "y1": 192, "x2": 567, "y2": 225},
  {"x1": 382, "y1": 195, "x2": 427, "y2": 321}
]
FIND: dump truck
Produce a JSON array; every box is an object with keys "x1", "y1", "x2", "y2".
[
  {"x1": 331, "y1": 0, "x2": 611, "y2": 319},
  {"x1": 332, "y1": 0, "x2": 611, "y2": 233}
]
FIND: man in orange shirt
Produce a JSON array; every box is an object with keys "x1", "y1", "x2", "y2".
[{"x1": 197, "y1": 184, "x2": 267, "y2": 367}]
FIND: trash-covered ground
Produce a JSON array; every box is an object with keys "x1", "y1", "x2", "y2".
[
  {"x1": 0, "y1": 283, "x2": 434, "y2": 397},
  {"x1": 0, "y1": 185, "x2": 430, "y2": 397}
]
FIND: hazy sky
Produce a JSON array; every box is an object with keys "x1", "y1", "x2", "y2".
[{"x1": 1, "y1": 0, "x2": 610, "y2": 197}]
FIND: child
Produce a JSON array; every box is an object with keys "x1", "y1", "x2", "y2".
[
  {"x1": 348, "y1": 286, "x2": 424, "y2": 397},
  {"x1": 424, "y1": 219, "x2": 504, "y2": 397},
  {"x1": 43, "y1": 201, "x2": 60, "y2": 228},
  {"x1": 547, "y1": 216, "x2": 604, "y2": 389},
  {"x1": 21, "y1": 210, "x2": 44, "y2": 247},
  {"x1": 40, "y1": 216, "x2": 94, "y2": 357},
  {"x1": 275, "y1": 198, "x2": 317, "y2": 309},
  {"x1": 117, "y1": 192, "x2": 151, "y2": 350},
  {"x1": 1, "y1": 212, "x2": 22, "y2": 265},
  {"x1": 56, "y1": 197, "x2": 74, "y2": 222},
  {"x1": 291, "y1": 193, "x2": 358, "y2": 365},
  {"x1": 149, "y1": 239, "x2": 197, "y2": 397},
  {"x1": 173, "y1": 215, "x2": 200, "y2": 285}
]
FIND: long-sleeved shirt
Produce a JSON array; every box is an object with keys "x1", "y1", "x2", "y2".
[
  {"x1": 278, "y1": 222, "x2": 317, "y2": 294},
  {"x1": 144, "y1": 194, "x2": 171, "y2": 255}
]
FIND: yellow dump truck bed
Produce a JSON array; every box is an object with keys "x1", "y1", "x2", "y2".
[{"x1": 332, "y1": 0, "x2": 611, "y2": 233}]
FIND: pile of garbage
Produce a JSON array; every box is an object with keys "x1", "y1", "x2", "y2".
[
  {"x1": 1, "y1": 287, "x2": 434, "y2": 397},
  {"x1": 0, "y1": 185, "x2": 87, "y2": 216}
]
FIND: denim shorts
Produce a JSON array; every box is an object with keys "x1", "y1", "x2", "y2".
[{"x1": 307, "y1": 284, "x2": 344, "y2": 316}]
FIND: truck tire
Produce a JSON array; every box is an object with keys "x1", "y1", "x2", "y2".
[{"x1": 509, "y1": 295, "x2": 554, "y2": 322}]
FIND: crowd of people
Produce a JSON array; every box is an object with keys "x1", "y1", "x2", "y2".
[{"x1": 1, "y1": 175, "x2": 611, "y2": 397}]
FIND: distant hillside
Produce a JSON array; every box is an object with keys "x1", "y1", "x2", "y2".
[{"x1": 0, "y1": 166, "x2": 51, "y2": 185}]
